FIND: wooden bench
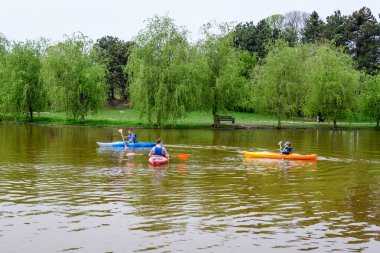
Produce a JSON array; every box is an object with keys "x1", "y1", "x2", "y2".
[{"x1": 216, "y1": 115, "x2": 235, "y2": 127}]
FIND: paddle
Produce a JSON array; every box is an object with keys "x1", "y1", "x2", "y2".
[
  {"x1": 125, "y1": 152, "x2": 189, "y2": 160},
  {"x1": 118, "y1": 129, "x2": 127, "y2": 148},
  {"x1": 278, "y1": 140, "x2": 284, "y2": 160}
]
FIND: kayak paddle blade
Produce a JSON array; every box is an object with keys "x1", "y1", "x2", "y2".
[{"x1": 176, "y1": 154, "x2": 189, "y2": 160}]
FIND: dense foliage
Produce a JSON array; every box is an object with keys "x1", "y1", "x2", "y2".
[
  {"x1": 303, "y1": 45, "x2": 360, "y2": 128},
  {"x1": 199, "y1": 22, "x2": 250, "y2": 126},
  {"x1": 253, "y1": 41, "x2": 308, "y2": 127},
  {"x1": 95, "y1": 36, "x2": 132, "y2": 103},
  {"x1": 126, "y1": 15, "x2": 204, "y2": 126},
  {"x1": 42, "y1": 34, "x2": 106, "y2": 121},
  {"x1": 0, "y1": 40, "x2": 46, "y2": 121},
  {"x1": 346, "y1": 7, "x2": 380, "y2": 75},
  {"x1": 360, "y1": 74, "x2": 380, "y2": 128},
  {"x1": 0, "y1": 6, "x2": 379, "y2": 128},
  {"x1": 302, "y1": 11, "x2": 325, "y2": 44}
]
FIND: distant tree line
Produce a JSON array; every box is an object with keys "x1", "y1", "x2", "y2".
[
  {"x1": 234, "y1": 7, "x2": 380, "y2": 75},
  {"x1": 0, "y1": 6, "x2": 379, "y2": 128}
]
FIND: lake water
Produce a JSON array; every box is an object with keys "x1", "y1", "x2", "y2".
[{"x1": 0, "y1": 123, "x2": 379, "y2": 252}]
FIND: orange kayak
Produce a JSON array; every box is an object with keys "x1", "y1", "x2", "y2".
[
  {"x1": 149, "y1": 155, "x2": 169, "y2": 166},
  {"x1": 242, "y1": 151, "x2": 317, "y2": 160}
]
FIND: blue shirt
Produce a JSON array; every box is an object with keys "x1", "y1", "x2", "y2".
[
  {"x1": 281, "y1": 146, "x2": 293, "y2": 154},
  {"x1": 126, "y1": 134, "x2": 137, "y2": 143}
]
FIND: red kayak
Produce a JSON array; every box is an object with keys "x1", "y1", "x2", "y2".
[{"x1": 149, "y1": 155, "x2": 169, "y2": 166}]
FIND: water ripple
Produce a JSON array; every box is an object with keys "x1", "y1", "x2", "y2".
[{"x1": 1, "y1": 126, "x2": 380, "y2": 252}]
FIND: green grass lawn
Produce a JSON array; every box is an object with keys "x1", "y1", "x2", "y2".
[{"x1": 19, "y1": 107, "x2": 378, "y2": 129}]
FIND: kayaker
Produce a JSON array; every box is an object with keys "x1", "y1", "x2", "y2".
[
  {"x1": 124, "y1": 129, "x2": 137, "y2": 143},
  {"x1": 149, "y1": 138, "x2": 170, "y2": 158},
  {"x1": 281, "y1": 141, "x2": 293, "y2": 155}
]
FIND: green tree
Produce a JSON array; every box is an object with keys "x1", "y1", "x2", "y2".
[
  {"x1": 199, "y1": 22, "x2": 250, "y2": 126},
  {"x1": 360, "y1": 74, "x2": 380, "y2": 128},
  {"x1": 346, "y1": 7, "x2": 380, "y2": 75},
  {"x1": 252, "y1": 40, "x2": 308, "y2": 128},
  {"x1": 239, "y1": 50, "x2": 257, "y2": 79},
  {"x1": 127, "y1": 15, "x2": 204, "y2": 126},
  {"x1": 233, "y1": 16, "x2": 282, "y2": 58},
  {"x1": 42, "y1": 33, "x2": 106, "y2": 122},
  {"x1": 323, "y1": 10, "x2": 349, "y2": 48},
  {"x1": 302, "y1": 11, "x2": 325, "y2": 44},
  {"x1": 233, "y1": 21, "x2": 257, "y2": 54},
  {"x1": 303, "y1": 44, "x2": 359, "y2": 128},
  {"x1": 0, "y1": 40, "x2": 46, "y2": 121},
  {"x1": 95, "y1": 36, "x2": 133, "y2": 103}
]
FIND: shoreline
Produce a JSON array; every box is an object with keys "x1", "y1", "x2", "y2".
[
  {"x1": 1, "y1": 120, "x2": 377, "y2": 131},
  {"x1": 1, "y1": 108, "x2": 377, "y2": 131}
]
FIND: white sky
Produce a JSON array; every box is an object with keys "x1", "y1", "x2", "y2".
[{"x1": 1, "y1": 0, "x2": 379, "y2": 42}]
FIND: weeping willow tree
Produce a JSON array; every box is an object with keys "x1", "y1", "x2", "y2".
[
  {"x1": 126, "y1": 15, "x2": 206, "y2": 127},
  {"x1": 0, "y1": 40, "x2": 46, "y2": 121},
  {"x1": 198, "y1": 22, "x2": 250, "y2": 126},
  {"x1": 303, "y1": 44, "x2": 359, "y2": 128},
  {"x1": 253, "y1": 40, "x2": 308, "y2": 128},
  {"x1": 42, "y1": 33, "x2": 106, "y2": 122},
  {"x1": 360, "y1": 73, "x2": 380, "y2": 128}
]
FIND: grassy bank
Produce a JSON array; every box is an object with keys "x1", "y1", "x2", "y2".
[{"x1": 20, "y1": 107, "x2": 377, "y2": 130}]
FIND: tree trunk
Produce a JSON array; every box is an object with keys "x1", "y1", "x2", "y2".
[
  {"x1": 29, "y1": 105, "x2": 33, "y2": 122},
  {"x1": 333, "y1": 119, "x2": 337, "y2": 129},
  {"x1": 79, "y1": 92, "x2": 86, "y2": 123},
  {"x1": 108, "y1": 86, "x2": 115, "y2": 104},
  {"x1": 212, "y1": 92, "x2": 218, "y2": 127},
  {"x1": 377, "y1": 115, "x2": 379, "y2": 129},
  {"x1": 120, "y1": 82, "x2": 127, "y2": 101},
  {"x1": 277, "y1": 118, "x2": 282, "y2": 129},
  {"x1": 111, "y1": 87, "x2": 115, "y2": 101}
]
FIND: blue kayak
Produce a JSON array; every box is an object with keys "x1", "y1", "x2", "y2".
[{"x1": 97, "y1": 141, "x2": 155, "y2": 148}]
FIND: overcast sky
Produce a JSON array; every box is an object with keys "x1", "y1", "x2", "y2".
[{"x1": 1, "y1": 0, "x2": 379, "y2": 42}]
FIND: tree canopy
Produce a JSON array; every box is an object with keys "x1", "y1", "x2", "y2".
[
  {"x1": 0, "y1": 40, "x2": 46, "y2": 121},
  {"x1": 323, "y1": 10, "x2": 349, "y2": 48},
  {"x1": 126, "y1": 15, "x2": 205, "y2": 126},
  {"x1": 95, "y1": 36, "x2": 132, "y2": 103},
  {"x1": 199, "y1": 22, "x2": 250, "y2": 126},
  {"x1": 42, "y1": 33, "x2": 106, "y2": 121},
  {"x1": 252, "y1": 40, "x2": 308, "y2": 128},
  {"x1": 302, "y1": 11, "x2": 325, "y2": 44},
  {"x1": 303, "y1": 45, "x2": 360, "y2": 128},
  {"x1": 360, "y1": 74, "x2": 380, "y2": 128},
  {"x1": 346, "y1": 7, "x2": 380, "y2": 75}
]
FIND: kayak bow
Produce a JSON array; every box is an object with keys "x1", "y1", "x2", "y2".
[{"x1": 149, "y1": 155, "x2": 169, "y2": 166}]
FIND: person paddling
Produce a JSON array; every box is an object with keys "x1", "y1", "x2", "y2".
[
  {"x1": 149, "y1": 138, "x2": 170, "y2": 158},
  {"x1": 124, "y1": 129, "x2": 137, "y2": 143},
  {"x1": 281, "y1": 141, "x2": 293, "y2": 155}
]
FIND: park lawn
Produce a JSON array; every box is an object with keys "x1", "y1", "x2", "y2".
[{"x1": 25, "y1": 107, "x2": 377, "y2": 129}]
